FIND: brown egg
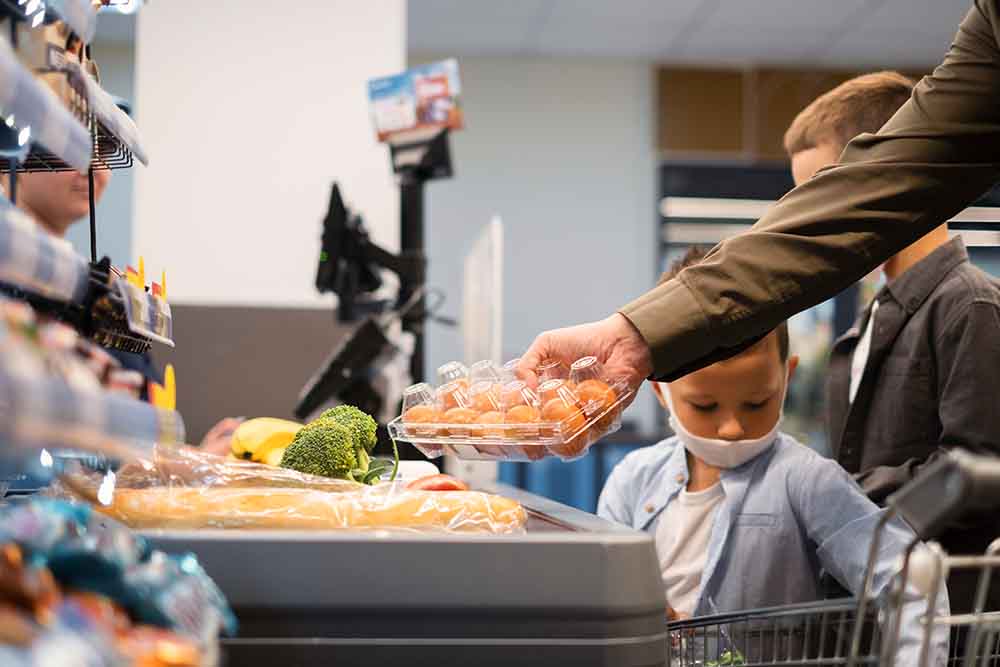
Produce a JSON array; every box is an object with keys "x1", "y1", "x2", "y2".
[
  {"x1": 472, "y1": 411, "x2": 507, "y2": 456},
  {"x1": 476, "y1": 410, "x2": 506, "y2": 437},
  {"x1": 442, "y1": 407, "x2": 480, "y2": 436},
  {"x1": 470, "y1": 391, "x2": 500, "y2": 413},
  {"x1": 402, "y1": 405, "x2": 443, "y2": 438},
  {"x1": 403, "y1": 405, "x2": 440, "y2": 423},
  {"x1": 576, "y1": 379, "x2": 616, "y2": 411},
  {"x1": 549, "y1": 432, "x2": 590, "y2": 459},
  {"x1": 505, "y1": 404, "x2": 540, "y2": 425},
  {"x1": 502, "y1": 404, "x2": 543, "y2": 459},
  {"x1": 541, "y1": 398, "x2": 587, "y2": 434},
  {"x1": 501, "y1": 392, "x2": 527, "y2": 409},
  {"x1": 542, "y1": 398, "x2": 589, "y2": 458},
  {"x1": 438, "y1": 381, "x2": 472, "y2": 410},
  {"x1": 575, "y1": 379, "x2": 619, "y2": 431}
]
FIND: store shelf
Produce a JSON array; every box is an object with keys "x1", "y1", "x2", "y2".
[
  {"x1": 0, "y1": 9, "x2": 147, "y2": 174},
  {"x1": 0, "y1": 360, "x2": 186, "y2": 460},
  {"x1": 0, "y1": 309, "x2": 185, "y2": 465},
  {"x1": 0, "y1": 37, "x2": 92, "y2": 171},
  {"x1": 70, "y1": 58, "x2": 148, "y2": 166},
  {"x1": 0, "y1": 198, "x2": 175, "y2": 351},
  {"x1": 14, "y1": 59, "x2": 147, "y2": 173},
  {"x1": 46, "y1": 0, "x2": 99, "y2": 45}
]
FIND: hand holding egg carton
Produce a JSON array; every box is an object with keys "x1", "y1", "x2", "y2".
[{"x1": 388, "y1": 356, "x2": 631, "y2": 462}]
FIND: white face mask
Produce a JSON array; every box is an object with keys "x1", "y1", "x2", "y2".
[{"x1": 661, "y1": 366, "x2": 789, "y2": 469}]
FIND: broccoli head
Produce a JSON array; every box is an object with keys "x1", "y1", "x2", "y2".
[
  {"x1": 283, "y1": 406, "x2": 396, "y2": 484},
  {"x1": 279, "y1": 419, "x2": 359, "y2": 480},
  {"x1": 320, "y1": 405, "x2": 378, "y2": 453}
]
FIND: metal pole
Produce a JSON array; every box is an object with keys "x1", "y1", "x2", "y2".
[
  {"x1": 88, "y1": 167, "x2": 97, "y2": 262},
  {"x1": 8, "y1": 159, "x2": 16, "y2": 205},
  {"x1": 400, "y1": 177, "x2": 425, "y2": 383},
  {"x1": 848, "y1": 510, "x2": 894, "y2": 667}
]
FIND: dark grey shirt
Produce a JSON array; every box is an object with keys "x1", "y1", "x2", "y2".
[{"x1": 826, "y1": 236, "x2": 1000, "y2": 610}]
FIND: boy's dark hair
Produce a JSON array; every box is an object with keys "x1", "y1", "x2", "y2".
[
  {"x1": 660, "y1": 246, "x2": 790, "y2": 362},
  {"x1": 784, "y1": 71, "x2": 916, "y2": 157}
]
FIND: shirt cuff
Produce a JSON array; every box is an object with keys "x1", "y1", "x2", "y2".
[{"x1": 619, "y1": 278, "x2": 713, "y2": 381}]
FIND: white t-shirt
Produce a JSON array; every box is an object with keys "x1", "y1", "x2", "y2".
[
  {"x1": 654, "y1": 482, "x2": 725, "y2": 616},
  {"x1": 849, "y1": 299, "x2": 879, "y2": 404}
]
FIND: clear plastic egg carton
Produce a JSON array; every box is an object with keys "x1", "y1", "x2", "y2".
[{"x1": 387, "y1": 356, "x2": 632, "y2": 462}]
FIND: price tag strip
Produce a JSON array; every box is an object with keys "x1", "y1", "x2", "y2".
[{"x1": 114, "y1": 277, "x2": 174, "y2": 347}]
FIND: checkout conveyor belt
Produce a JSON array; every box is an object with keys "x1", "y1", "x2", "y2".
[{"x1": 144, "y1": 483, "x2": 668, "y2": 667}]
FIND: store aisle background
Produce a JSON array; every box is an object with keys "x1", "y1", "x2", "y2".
[{"x1": 66, "y1": 0, "x2": 980, "y2": 510}]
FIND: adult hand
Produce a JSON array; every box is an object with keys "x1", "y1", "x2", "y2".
[
  {"x1": 199, "y1": 417, "x2": 244, "y2": 456},
  {"x1": 518, "y1": 313, "x2": 653, "y2": 405}
]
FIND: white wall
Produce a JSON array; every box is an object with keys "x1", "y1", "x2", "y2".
[
  {"x1": 411, "y1": 54, "x2": 660, "y2": 434},
  {"x1": 133, "y1": 1, "x2": 406, "y2": 306},
  {"x1": 64, "y1": 42, "x2": 135, "y2": 266}
]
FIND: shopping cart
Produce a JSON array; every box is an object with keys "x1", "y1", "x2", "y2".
[
  {"x1": 665, "y1": 450, "x2": 1000, "y2": 667},
  {"x1": 667, "y1": 597, "x2": 881, "y2": 665}
]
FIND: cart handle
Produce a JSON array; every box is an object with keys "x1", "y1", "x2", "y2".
[{"x1": 886, "y1": 449, "x2": 1000, "y2": 541}]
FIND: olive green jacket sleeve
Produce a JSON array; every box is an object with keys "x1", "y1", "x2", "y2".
[{"x1": 622, "y1": 0, "x2": 1000, "y2": 381}]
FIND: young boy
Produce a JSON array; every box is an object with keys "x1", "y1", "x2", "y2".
[
  {"x1": 598, "y1": 247, "x2": 948, "y2": 664},
  {"x1": 786, "y1": 72, "x2": 1000, "y2": 613}
]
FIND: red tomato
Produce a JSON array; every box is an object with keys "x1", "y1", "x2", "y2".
[{"x1": 406, "y1": 474, "x2": 469, "y2": 491}]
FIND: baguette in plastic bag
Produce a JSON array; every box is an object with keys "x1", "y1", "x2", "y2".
[{"x1": 52, "y1": 444, "x2": 526, "y2": 534}]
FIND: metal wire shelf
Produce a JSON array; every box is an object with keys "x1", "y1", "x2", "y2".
[
  {"x1": 0, "y1": 66, "x2": 134, "y2": 173},
  {"x1": 11, "y1": 119, "x2": 134, "y2": 172}
]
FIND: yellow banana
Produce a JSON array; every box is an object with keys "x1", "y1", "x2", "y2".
[
  {"x1": 263, "y1": 447, "x2": 286, "y2": 467},
  {"x1": 230, "y1": 418, "x2": 302, "y2": 462}
]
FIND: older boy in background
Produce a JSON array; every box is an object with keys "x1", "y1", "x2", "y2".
[{"x1": 786, "y1": 71, "x2": 1000, "y2": 613}]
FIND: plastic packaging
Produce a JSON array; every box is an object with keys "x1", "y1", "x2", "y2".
[
  {"x1": 468, "y1": 359, "x2": 501, "y2": 385},
  {"x1": 436, "y1": 361, "x2": 468, "y2": 386},
  {"x1": 535, "y1": 358, "x2": 569, "y2": 384},
  {"x1": 389, "y1": 356, "x2": 632, "y2": 462},
  {"x1": 0, "y1": 559, "x2": 211, "y2": 666},
  {"x1": 51, "y1": 444, "x2": 527, "y2": 535},
  {"x1": 119, "y1": 551, "x2": 236, "y2": 644},
  {"x1": 499, "y1": 357, "x2": 520, "y2": 383},
  {"x1": 0, "y1": 501, "x2": 228, "y2": 665}
]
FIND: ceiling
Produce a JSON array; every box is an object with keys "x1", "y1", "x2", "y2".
[
  {"x1": 95, "y1": 1, "x2": 973, "y2": 69},
  {"x1": 408, "y1": 0, "x2": 972, "y2": 68}
]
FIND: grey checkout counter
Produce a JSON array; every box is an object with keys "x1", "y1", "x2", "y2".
[{"x1": 145, "y1": 483, "x2": 667, "y2": 667}]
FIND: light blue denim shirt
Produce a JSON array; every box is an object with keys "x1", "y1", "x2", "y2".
[{"x1": 598, "y1": 433, "x2": 949, "y2": 664}]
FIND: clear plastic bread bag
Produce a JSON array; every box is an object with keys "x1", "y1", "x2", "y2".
[{"x1": 49, "y1": 443, "x2": 526, "y2": 535}]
